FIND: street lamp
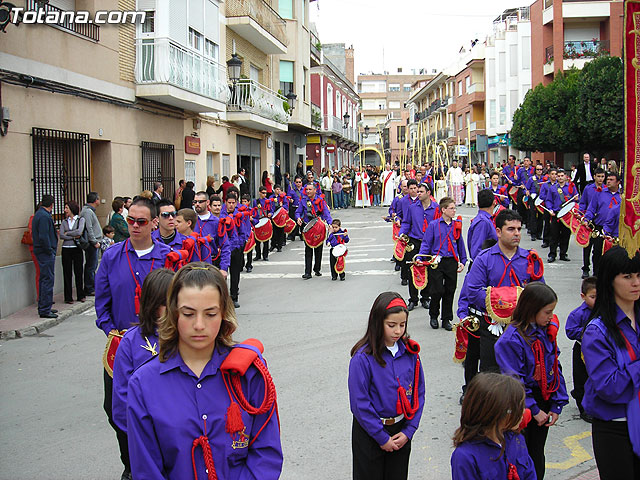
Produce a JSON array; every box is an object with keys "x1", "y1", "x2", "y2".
[
  {"x1": 226, "y1": 53, "x2": 242, "y2": 85},
  {"x1": 285, "y1": 91, "x2": 297, "y2": 113},
  {"x1": 343, "y1": 113, "x2": 350, "y2": 129},
  {"x1": 364, "y1": 125, "x2": 370, "y2": 137}
]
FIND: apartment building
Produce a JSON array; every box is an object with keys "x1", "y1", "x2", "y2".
[
  {"x1": 357, "y1": 70, "x2": 433, "y2": 165},
  {"x1": 530, "y1": 0, "x2": 623, "y2": 87},
  {"x1": 484, "y1": 7, "x2": 532, "y2": 165}
]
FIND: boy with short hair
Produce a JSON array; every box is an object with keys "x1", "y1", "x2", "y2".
[
  {"x1": 101, "y1": 225, "x2": 115, "y2": 254},
  {"x1": 326, "y1": 219, "x2": 349, "y2": 281},
  {"x1": 565, "y1": 276, "x2": 597, "y2": 422}
]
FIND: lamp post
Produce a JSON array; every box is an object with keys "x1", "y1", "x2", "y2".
[
  {"x1": 227, "y1": 53, "x2": 242, "y2": 85},
  {"x1": 343, "y1": 113, "x2": 350, "y2": 129},
  {"x1": 285, "y1": 91, "x2": 297, "y2": 114}
]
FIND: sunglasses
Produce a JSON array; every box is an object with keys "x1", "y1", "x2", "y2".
[
  {"x1": 194, "y1": 199, "x2": 207, "y2": 204},
  {"x1": 126, "y1": 216, "x2": 150, "y2": 226},
  {"x1": 160, "y1": 211, "x2": 178, "y2": 219}
]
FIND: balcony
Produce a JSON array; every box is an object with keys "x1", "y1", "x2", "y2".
[
  {"x1": 563, "y1": 1, "x2": 611, "y2": 21},
  {"x1": 544, "y1": 45, "x2": 555, "y2": 76},
  {"x1": 25, "y1": 0, "x2": 100, "y2": 42},
  {"x1": 227, "y1": 79, "x2": 290, "y2": 131},
  {"x1": 322, "y1": 115, "x2": 343, "y2": 136},
  {"x1": 437, "y1": 97, "x2": 449, "y2": 111},
  {"x1": 470, "y1": 120, "x2": 486, "y2": 132},
  {"x1": 135, "y1": 38, "x2": 227, "y2": 113},
  {"x1": 447, "y1": 97, "x2": 456, "y2": 114},
  {"x1": 226, "y1": 0, "x2": 288, "y2": 54},
  {"x1": 564, "y1": 40, "x2": 610, "y2": 59},
  {"x1": 543, "y1": 0, "x2": 554, "y2": 25}
]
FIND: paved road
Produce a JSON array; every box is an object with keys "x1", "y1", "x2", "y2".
[{"x1": 0, "y1": 205, "x2": 597, "y2": 480}]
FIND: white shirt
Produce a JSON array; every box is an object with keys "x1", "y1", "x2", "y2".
[
  {"x1": 67, "y1": 215, "x2": 79, "y2": 229},
  {"x1": 386, "y1": 342, "x2": 399, "y2": 357},
  {"x1": 135, "y1": 246, "x2": 154, "y2": 257},
  {"x1": 198, "y1": 212, "x2": 211, "y2": 221},
  {"x1": 584, "y1": 161, "x2": 593, "y2": 182}
]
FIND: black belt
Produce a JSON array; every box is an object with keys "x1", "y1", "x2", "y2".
[{"x1": 468, "y1": 306, "x2": 486, "y2": 317}]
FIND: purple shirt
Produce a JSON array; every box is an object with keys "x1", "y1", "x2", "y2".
[
  {"x1": 602, "y1": 203, "x2": 620, "y2": 237},
  {"x1": 467, "y1": 210, "x2": 498, "y2": 260},
  {"x1": 578, "y1": 182, "x2": 600, "y2": 213},
  {"x1": 389, "y1": 194, "x2": 403, "y2": 217},
  {"x1": 582, "y1": 305, "x2": 640, "y2": 420},
  {"x1": 495, "y1": 324, "x2": 569, "y2": 415},
  {"x1": 399, "y1": 200, "x2": 440, "y2": 240},
  {"x1": 221, "y1": 207, "x2": 251, "y2": 250},
  {"x1": 565, "y1": 302, "x2": 592, "y2": 341},
  {"x1": 295, "y1": 194, "x2": 332, "y2": 224},
  {"x1": 456, "y1": 274, "x2": 471, "y2": 319},
  {"x1": 516, "y1": 166, "x2": 534, "y2": 188},
  {"x1": 194, "y1": 214, "x2": 231, "y2": 271},
  {"x1": 418, "y1": 217, "x2": 467, "y2": 265},
  {"x1": 270, "y1": 193, "x2": 290, "y2": 213},
  {"x1": 525, "y1": 176, "x2": 544, "y2": 197},
  {"x1": 584, "y1": 189, "x2": 621, "y2": 226},
  {"x1": 95, "y1": 240, "x2": 171, "y2": 335},
  {"x1": 151, "y1": 229, "x2": 186, "y2": 251},
  {"x1": 502, "y1": 164, "x2": 518, "y2": 185},
  {"x1": 112, "y1": 326, "x2": 158, "y2": 432},
  {"x1": 287, "y1": 185, "x2": 304, "y2": 209},
  {"x1": 127, "y1": 345, "x2": 283, "y2": 480},
  {"x1": 397, "y1": 195, "x2": 418, "y2": 222},
  {"x1": 463, "y1": 244, "x2": 545, "y2": 313},
  {"x1": 326, "y1": 229, "x2": 349, "y2": 248},
  {"x1": 451, "y1": 431, "x2": 536, "y2": 480},
  {"x1": 544, "y1": 182, "x2": 577, "y2": 213},
  {"x1": 489, "y1": 186, "x2": 510, "y2": 208},
  {"x1": 348, "y1": 342, "x2": 425, "y2": 445}
]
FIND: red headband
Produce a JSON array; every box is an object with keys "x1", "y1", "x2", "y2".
[{"x1": 386, "y1": 297, "x2": 408, "y2": 310}]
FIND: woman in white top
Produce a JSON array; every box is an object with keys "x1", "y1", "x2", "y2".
[
  {"x1": 435, "y1": 174, "x2": 448, "y2": 203},
  {"x1": 59, "y1": 200, "x2": 86, "y2": 304}
]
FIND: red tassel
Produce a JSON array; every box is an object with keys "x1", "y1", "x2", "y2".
[
  {"x1": 134, "y1": 285, "x2": 141, "y2": 315},
  {"x1": 507, "y1": 462, "x2": 520, "y2": 480},
  {"x1": 225, "y1": 400, "x2": 245, "y2": 434}
]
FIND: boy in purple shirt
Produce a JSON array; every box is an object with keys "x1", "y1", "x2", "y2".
[
  {"x1": 326, "y1": 219, "x2": 349, "y2": 281},
  {"x1": 565, "y1": 276, "x2": 597, "y2": 422}
]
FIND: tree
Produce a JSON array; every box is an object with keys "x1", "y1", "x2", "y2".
[{"x1": 575, "y1": 56, "x2": 623, "y2": 153}]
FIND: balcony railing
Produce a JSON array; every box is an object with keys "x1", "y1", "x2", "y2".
[
  {"x1": 228, "y1": 79, "x2": 290, "y2": 124},
  {"x1": 467, "y1": 83, "x2": 484, "y2": 94},
  {"x1": 136, "y1": 38, "x2": 228, "y2": 103},
  {"x1": 323, "y1": 115, "x2": 343, "y2": 135},
  {"x1": 26, "y1": 0, "x2": 100, "y2": 41},
  {"x1": 564, "y1": 40, "x2": 610, "y2": 59},
  {"x1": 545, "y1": 45, "x2": 554, "y2": 63},
  {"x1": 470, "y1": 121, "x2": 486, "y2": 131},
  {"x1": 225, "y1": 0, "x2": 288, "y2": 47}
]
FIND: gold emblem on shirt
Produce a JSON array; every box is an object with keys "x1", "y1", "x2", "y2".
[
  {"x1": 141, "y1": 337, "x2": 158, "y2": 356},
  {"x1": 231, "y1": 427, "x2": 249, "y2": 449}
]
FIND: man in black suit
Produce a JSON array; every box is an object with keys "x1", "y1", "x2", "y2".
[
  {"x1": 575, "y1": 152, "x2": 597, "y2": 194},
  {"x1": 152, "y1": 182, "x2": 164, "y2": 204}
]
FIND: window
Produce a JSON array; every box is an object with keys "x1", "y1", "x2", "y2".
[
  {"x1": 499, "y1": 95, "x2": 506, "y2": 124},
  {"x1": 142, "y1": 11, "x2": 155, "y2": 33},
  {"x1": 522, "y1": 40, "x2": 531, "y2": 70},
  {"x1": 279, "y1": 0, "x2": 293, "y2": 19},
  {"x1": 397, "y1": 125, "x2": 406, "y2": 142},
  {"x1": 189, "y1": 27, "x2": 203, "y2": 51},
  {"x1": 299, "y1": 0, "x2": 305, "y2": 23},
  {"x1": 389, "y1": 84, "x2": 400, "y2": 92},
  {"x1": 222, "y1": 154, "x2": 230, "y2": 178},
  {"x1": 303, "y1": 67, "x2": 308, "y2": 102},
  {"x1": 185, "y1": 160, "x2": 196, "y2": 184},
  {"x1": 389, "y1": 101, "x2": 401, "y2": 109},
  {"x1": 378, "y1": 103, "x2": 386, "y2": 110},
  {"x1": 250, "y1": 64, "x2": 260, "y2": 83},
  {"x1": 141, "y1": 141, "x2": 175, "y2": 196},
  {"x1": 509, "y1": 90, "x2": 519, "y2": 120},
  {"x1": 499, "y1": 52, "x2": 506, "y2": 82},
  {"x1": 403, "y1": 84, "x2": 412, "y2": 92},
  {"x1": 465, "y1": 112, "x2": 471, "y2": 129},
  {"x1": 465, "y1": 76, "x2": 471, "y2": 90},
  {"x1": 206, "y1": 152, "x2": 213, "y2": 177},
  {"x1": 509, "y1": 44, "x2": 518, "y2": 76},
  {"x1": 458, "y1": 80, "x2": 463, "y2": 96},
  {"x1": 279, "y1": 60, "x2": 294, "y2": 95},
  {"x1": 205, "y1": 39, "x2": 218, "y2": 60},
  {"x1": 458, "y1": 114, "x2": 463, "y2": 130},
  {"x1": 487, "y1": 58, "x2": 496, "y2": 87},
  {"x1": 336, "y1": 92, "x2": 341, "y2": 117},
  {"x1": 32, "y1": 127, "x2": 90, "y2": 224},
  {"x1": 489, "y1": 100, "x2": 496, "y2": 128},
  {"x1": 360, "y1": 81, "x2": 386, "y2": 93}
]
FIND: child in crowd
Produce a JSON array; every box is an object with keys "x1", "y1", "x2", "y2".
[
  {"x1": 241, "y1": 194, "x2": 254, "y2": 272},
  {"x1": 127, "y1": 263, "x2": 283, "y2": 479},
  {"x1": 327, "y1": 219, "x2": 349, "y2": 281},
  {"x1": 495, "y1": 282, "x2": 569, "y2": 480},
  {"x1": 451, "y1": 372, "x2": 536, "y2": 480},
  {"x1": 565, "y1": 276, "x2": 597, "y2": 422},
  {"x1": 348, "y1": 292, "x2": 425, "y2": 480},
  {"x1": 101, "y1": 225, "x2": 115, "y2": 254},
  {"x1": 176, "y1": 208, "x2": 211, "y2": 263}
]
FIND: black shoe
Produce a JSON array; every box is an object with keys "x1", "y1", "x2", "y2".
[
  {"x1": 277, "y1": 248, "x2": 282, "y2": 252},
  {"x1": 401, "y1": 279, "x2": 408, "y2": 286},
  {"x1": 531, "y1": 236, "x2": 537, "y2": 242},
  {"x1": 581, "y1": 271, "x2": 590, "y2": 279},
  {"x1": 430, "y1": 317, "x2": 439, "y2": 329},
  {"x1": 39, "y1": 312, "x2": 58, "y2": 319},
  {"x1": 263, "y1": 257, "x2": 269, "y2": 261},
  {"x1": 407, "y1": 301, "x2": 416, "y2": 311},
  {"x1": 580, "y1": 412, "x2": 594, "y2": 423},
  {"x1": 541, "y1": 243, "x2": 549, "y2": 249},
  {"x1": 50, "y1": 309, "x2": 58, "y2": 314},
  {"x1": 340, "y1": 276, "x2": 345, "y2": 281},
  {"x1": 287, "y1": 236, "x2": 295, "y2": 241},
  {"x1": 269, "y1": 247, "x2": 276, "y2": 252},
  {"x1": 121, "y1": 470, "x2": 133, "y2": 480},
  {"x1": 394, "y1": 264, "x2": 401, "y2": 271},
  {"x1": 442, "y1": 319, "x2": 452, "y2": 331},
  {"x1": 246, "y1": 266, "x2": 253, "y2": 273},
  {"x1": 421, "y1": 299, "x2": 430, "y2": 309},
  {"x1": 559, "y1": 255, "x2": 570, "y2": 261},
  {"x1": 548, "y1": 256, "x2": 556, "y2": 263},
  {"x1": 314, "y1": 271, "x2": 322, "y2": 277},
  {"x1": 332, "y1": 276, "x2": 338, "y2": 281},
  {"x1": 254, "y1": 256, "x2": 261, "y2": 261},
  {"x1": 302, "y1": 274, "x2": 312, "y2": 279},
  {"x1": 390, "y1": 257, "x2": 396, "y2": 262}
]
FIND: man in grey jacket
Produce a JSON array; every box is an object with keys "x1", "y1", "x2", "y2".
[
  {"x1": 80, "y1": 192, "x2": 102, "y2": 295},
  {"x1": 32, "y1": 194, "x2": 58, "y2": 318}
]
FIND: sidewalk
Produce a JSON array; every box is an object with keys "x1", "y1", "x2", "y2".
[{"x1": 0, "y1": 291, "x2": 94, "y2": 340}]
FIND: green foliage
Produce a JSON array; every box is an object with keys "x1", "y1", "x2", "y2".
[{"x1": 511, "y1": 56, "x2": 622, "y2": 153}]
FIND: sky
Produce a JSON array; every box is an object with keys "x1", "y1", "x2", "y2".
[{"x1": 309, "y1": 0, "x2": 529, "y2": 76}]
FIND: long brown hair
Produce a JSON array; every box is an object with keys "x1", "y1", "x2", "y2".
[
  {"x1": 350, "y1": 292, "x2": 409, "y2": 367},
  {"x1": 510, "y1": 282, "x2": 557, "y2": 344},
  {"x1": 158, "y1": 262, "x2": 237, "y2": 362},
  {"x1": 134, "y1": 268, "x2": 175, "y2": 338},
  {"x1": 453, "y1": 373, "x2": 525, "y2": 458}
]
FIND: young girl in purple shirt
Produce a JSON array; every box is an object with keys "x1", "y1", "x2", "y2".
[
  {"x1": 451, "y1": 372, "x2": 536, "y2": 480},
  {"x1": 348, "y1": 292, "x2": 425, "y2": 480}
]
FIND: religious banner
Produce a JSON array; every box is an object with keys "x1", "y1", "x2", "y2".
[{"x1": 623, "y1": 0, "x2": 640, "y2": 254}]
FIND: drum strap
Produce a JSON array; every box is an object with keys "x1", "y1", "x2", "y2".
[
  {"x1": 496, "y1": 256, "x2": 522, "y2": 288},
  {"x1": 609, "y1": 194, "x2": 619, "y2": 208},
  {"x1": 125, "y1": 240, "x2": 155, "y2": 316},
  {"x1": 396, "y1": 340, "x2": 421, "y2": 419},
  {"x1": 435, "y1": 221, "x2": 459, "y2": 263},
  {"x1": 531, "y1": 335, "x2": 560, "y2": 401}
]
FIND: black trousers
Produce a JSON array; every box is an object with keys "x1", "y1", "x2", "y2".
[
  {"x1": 428, "y1": 257, "x2": 458, "y2": 322},
  {"x1": 272, "y1": 223, "x2": 285, "y2": 249},
  {"x1": 542, "y1": 212, "x2": 551, "y2": 243},
  {"x1": 255, "y1": 239, "x2": 269, "y2": 260},
  {"x1": 329, "y1": 248, "x2": 345, "y2": 280},
  {"x1": 352, "y1": 417, "x2": 411, "y2": 480},
  {"x1": 529, "y1": 199, "x2": 543, "y2": 238},
  {"x1": 305, "y1": 244, "x2": 323, "y2": 275},
  {"x1": 245, "y1": 250, "x2": 253, "y2": 269},
  {"x1": 571, "y1": 342, "x2": 588, "y2": 414},
  {"x1": 463, "y1": 332, "x2": 480, "y2": 392},
  {"x1": 478, "y1": 316, "x2": 501, "y2": 373},
  {"x1": 405, "y1": 238, "x2": 428, "y2": 304},
  {"x1": 62, "y1": 247, "x2": 84, "y2": 301},
  {"x1": 522, "y1": 393, "x2": 551, "y2": 480},
  {"x1": 592, "y1": 418, "x2": 640, "y2": 480},
  {"x1": 229, "y1": 247, "x2": 244, "y2": 301},
  {"x1": 582, "y1": 236, "x2": 594, "y2": 274},
  {"x1": 549, "y1": 217, "x2": 570, "y2": 257},
  {"x1": 517, "y1": 191, "x2": 529, "y2": 228},
  {"x1": 103, "y1": 369, "x2": 130, "y2": 472},
  {"x1": 287, "y1": 204, "x2": 302, "y2": 239},
  {"x1": 591, "y1": 228, "x2": 604, "y2": 276}
]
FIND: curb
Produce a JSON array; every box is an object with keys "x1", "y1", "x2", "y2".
[{"x1": 0, "y1": 299, "x2": 96, "y2": 340}]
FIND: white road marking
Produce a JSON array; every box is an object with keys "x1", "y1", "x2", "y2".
[
  {"x1": 250, "y1": 258, "x2": 395, "y2": 266},
  {"x1": 242, "y1": 269, "x2": 398, "y2": 279}
]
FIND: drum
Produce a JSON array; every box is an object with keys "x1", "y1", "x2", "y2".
[
  {"x1": 244, "y1": 230, "x2": 256, "y2": 254},
  {"x1": 254, "y1": 217, "x2": 273, "y2": 243},
  {"x1": 558, "y1": 201, "x2": 576, "y2": 230},
  {"x1": 302, "y1": 217, "x2": 327, "y2": 248},
  {"x1": 508, "y1": 186, "x2": 519, "y2": 204},
  {"x1": 284, "y1": 217, "x2": 296, "y2": 234},
  {"x1": 492, "y1": 204, "x2": 506, "y2": 219},
  {"x1": 272, "y1": 207, "x2": 289, "y2": 228},
  {"x1": 103, "y1": 330, "x2": 125, "y2": 378},
  {"x1": 392, "y1": 222, "x2": 400, "y2": 242},
  {"x1": 534, "y1": 196, "x2": 545, "y2": 214},
  {"x1": 333, "y1": 244, "x2": 347, "y2": 257}
]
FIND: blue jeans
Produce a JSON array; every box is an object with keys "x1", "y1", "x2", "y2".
[
  {"x1": 35, "y1": 250, "x2": 55, "y2": 315},
  {"x1": 333, "y1": 192, "x2": 343, "y2": 208},
  {"x1": 343, "y1": 192, "x2": 350, "y2": 208},
  {"x1": 84, "y1": 245, "x2": 98, "y2": 294},
  {"x1": 373, "y1": 194, "x2": 381, "y2": 206}
]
